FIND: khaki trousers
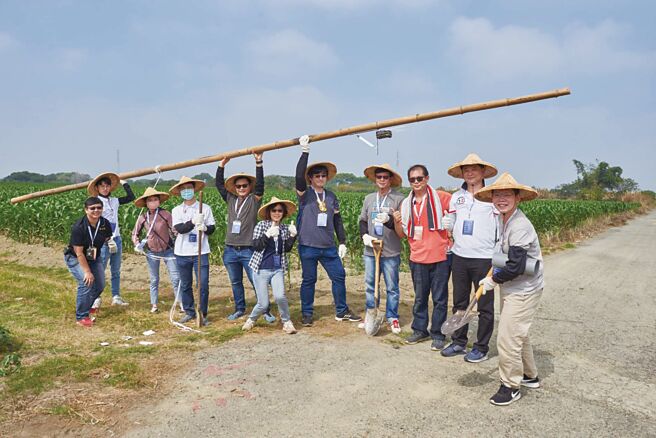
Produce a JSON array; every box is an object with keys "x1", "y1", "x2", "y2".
[{"x1": 497, "y1": 289, "x2": 543, "y2": 388}]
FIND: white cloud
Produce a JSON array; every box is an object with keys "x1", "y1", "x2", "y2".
[{"x1": 0, "y1": 32, "x2": 18, "y2": 52}]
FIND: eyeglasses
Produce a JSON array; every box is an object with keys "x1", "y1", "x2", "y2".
[
  {"x1": 87, "y1": 206, "x2": 103, "y2": 211},
  {"x1": 408, "y1": 176, "x2": 425, "y2": 183},
  {"x1": 375, "y1": 174, "x2": 390, "y2": 180},
  {"x1": 270, "y1": 209, "x2": 284, "y2": 213},
  {"x1": 235, "y1": 183, "x2": 250, "y2": 189},
  {"x1": 312, "y1": 173, "x2": 328, "y2": 179}
]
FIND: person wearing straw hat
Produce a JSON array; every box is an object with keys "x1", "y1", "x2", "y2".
[
  {"x1": 242, "y1": 197, "x2": 299, "y2": 334},
  {"x1": 295, "y1": 135, "x2": 361, "y2": 327},
  {"x1": 215, "y1": 152, "x2": 275, "y2": 323},
  {"x1": 87, "y1": 172, "x2": 135, "y2": 310},
  {"x1": 440, "y1": 153, "x2": 499, "y2": 363},
  {"x1": 358, "y1": 164, "x2": 405, "y2": 334},
  {"x1": 170, "y1": 176, "x2": 216, "y2": 326},
  {"x1": 131, "y1": 187, "x2": 181, "y2": 314},
  {"x1": 474, "y1": 172, "x2": 544, "y2": 406}
]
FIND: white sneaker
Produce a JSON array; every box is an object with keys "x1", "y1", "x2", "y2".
[
  {"x1": 150, "y1": 305, "x2": 159, "y2": 313},
  {"x1": 241, "y1": 318, "x2": 255, "y2": 331},
  {"x1": 282, "y1": 320, "x2": 297, "y2": 334},
  {"x1": 390, "y1": 319, "x2": 401, "y2": 335},
  {"x1": 92, "y1": 297, "x2": 102, "y2": 310},
  {"x1": 112, "y1": 295, "x2": 129, "y2": 306}
]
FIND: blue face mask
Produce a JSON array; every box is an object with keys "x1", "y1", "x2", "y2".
[{"x1": 180, "y1": 188, "x2": 194, "y2": 200}]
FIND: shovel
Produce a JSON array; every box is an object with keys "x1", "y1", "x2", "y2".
[
  {"x1": 365, "y1": 239, "x2": 385, "y2": 336},
  {"x1": 441, "y1": 268, "x2": 493, "y2": 336}
]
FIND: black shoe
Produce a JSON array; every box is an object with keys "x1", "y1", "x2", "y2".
[
  {"x1": 521, "y1": 375, "x2": 541, "y2": 389},
  {"x1": 179, "y1": 314, "x2": 195, "y2": 324},
  {"x1": 430, "y1": 338, "x2": 446, "y2": 351},
  {"x1": 302, "y1": 315, "x2": 313, "y2": 327},
  {"x1": 405, "y1": 331, "x2": 430, "y2": 345},
  {"x1": 335, "y1": 310, "x2": 362, "y2": 322},
  {"x1": 490, "y1": 384, "x2": 521, "y2": 406}
]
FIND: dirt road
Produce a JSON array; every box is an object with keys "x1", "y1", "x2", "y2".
[{"x1": 112, "y1": 211, "x2": 656, "y2": 436}]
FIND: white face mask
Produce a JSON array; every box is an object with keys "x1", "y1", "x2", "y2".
[{"x1": 180, "y1": 188, "x2": 194, "y2": 200}]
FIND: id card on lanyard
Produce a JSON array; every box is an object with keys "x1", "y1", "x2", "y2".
[
  {"x1": 315, "y1": 190, "x2": 328, "y2": 227},
  {"x1": 86, "y1": 219, "x2": 100, "y2": 260},
  {"x1": 462, "y1": 195, "x2": 475, "y2": 236},
  {"x1": 232, "y1": 197, "x2": 248, "y2": 234},
  {"x1": 273, "y1": 236, "x2": 282, "y2": 268},
  {"x1": 412, "y1": 195, "x2": 426, "y2": 241},
  {"x1": 372, "y1": 192, "x2": 388, "y2": 236}
]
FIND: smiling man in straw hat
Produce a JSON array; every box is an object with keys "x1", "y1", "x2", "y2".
[
  {"x1": 295, "y1": 135, "x2": 360, "y2": 326},
  {"x1": 474, "y1": 172, "x2": 544, "y2": 406},
  {"x1": 359, "y1": 164, "x2": 405, "y2": 334},
  {"x1": 441, "y1": 153, "x2": 499, "y2": 363},
  {"x1": 87, "y1": 172, "x2": 135, "y2": 312},
  {"x1": 170, "y1": 176, "x2": 216, "y2": 326}
]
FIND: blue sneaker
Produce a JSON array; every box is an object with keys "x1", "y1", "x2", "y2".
[
  {"x1": 464, "y1": 348, "x2": 489, "y2": 363},
  {"x1": 227, "y1": 310, "x2": 245, "y2": 321},
  {"x1": 264, "y1": 312, "x2": 277, "y2": 324},
  {"x1": 440, "y1": 343, "x2": 467, "y2": 357}
]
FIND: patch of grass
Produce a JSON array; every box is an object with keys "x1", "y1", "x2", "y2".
[{"x1": 48, "y1": 404, "x2": 75, "y2": 417}]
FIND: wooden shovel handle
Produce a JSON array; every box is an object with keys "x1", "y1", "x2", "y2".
[{"x1": 473, "y1": 268, "x2": 494, "y2": 301}]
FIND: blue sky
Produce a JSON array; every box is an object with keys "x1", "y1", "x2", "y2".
[{"x1": 0, "y1": 0, "x2": 654, "y2": 190}]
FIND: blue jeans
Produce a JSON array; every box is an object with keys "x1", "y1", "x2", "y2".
[
  {"x1": 100, "y1": 235, "x2": 122, "y2": 297},
  {"x1": 298, "y1": 244, "x2": 348, "y2": 316},
  {"x1": 65, "y1": 254, "x2": 105, "y2": 320},
  {"x1": 250, "y1": 269, "x2": 290, "y2": 322},
  {"x1": 363, "y1": 254, "x2": 400, "y2": 320},
  {"x1": 176, "y1": 253, "x2": 209, "y2": 318},
  {"x1": 222, "y1": 245, "x2": 255, "y2": 313},
  {"x1": 146, "y1": 249, "x2": 181, "y2": 305},
  {"x1": 409, "y1": 254, "x2": 452, "y2": 340}
]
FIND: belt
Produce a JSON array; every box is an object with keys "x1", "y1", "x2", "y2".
[{"x1": 226, "y1": 244, "x2": 252, "y2": 249}]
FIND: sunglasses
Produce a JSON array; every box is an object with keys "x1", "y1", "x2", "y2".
[
  {"x1": 270, "y1": 208, "x2": 284, "y2": 213},
  {"x1": 87, "y1": 206, "x2": 103, "y2": 211},
  {"x1": 312, "y1": 173, "x2": 328, "y2": 179},
  {"x1": 375, "y1": 174, "x2": 390, "y2": 180},
  {"x1": 409, "y1": 176, "x2": 425, "y2": 183},
  {"x1": 235, "y1": 183, "x2": 250, "y2": 189}
]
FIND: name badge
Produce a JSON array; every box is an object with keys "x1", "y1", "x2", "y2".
[
  {"x1": 317, "y1": 213, "x2": 328, "y2": 227},
  {"x1": 273, "y1": 254, "x2": 282, "y2": 269},
  {"x1": 374, "y1": 221, "x2": 384, "y2": 236},
  {"x1": 231, "y1": 220, "x2": 242, "y2": 234},
  {"x1": 462, "y1": 219, "x2": 474, "y2": 236},
  {"x1": 188, "y1": 233, "x2": 197, "y2": 243},
  {"x1": 413, "y1": 226, "x2": 423, "y2": 241}
]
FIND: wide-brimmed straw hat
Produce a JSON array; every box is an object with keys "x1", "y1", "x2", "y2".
[
  {"x1": 363, "y1": 163, "x2": 402, "y2": 187},
  {"x1": 87, "y1": 172, "x2": 120, "y2": 196},
  {"x1": 225, "y1": 173, "x2": 256, "y2": 195},
  {"x1": 447, "y1": 153, "x2": 498, "y2": 179},
  {"x1": 305, "y1": 162, "x2": 337, "y2": 184},
  {"x1": 474, "y1": 172, "x2": 538, "y2": 202},
  {"x1": 258, "y1": 196, "x2": 297, "y2": 220},
  {"x1": 169, "y1": 176, "x2": 206, "y2": 196},
  {"x1": 134, "y1": 187, "x2": 170, "y2": 208}
]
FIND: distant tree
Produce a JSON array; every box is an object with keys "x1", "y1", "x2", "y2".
[{"x1": 556, "y1": 159, "x2": 640, "y2": 199}]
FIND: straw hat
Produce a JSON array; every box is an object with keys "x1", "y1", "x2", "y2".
[
  {"x1": 363, "y1": 163, "x2": 402, "y2": 187},
  {"x1": 87, "y1": 172, "x2": 120, "y2": 196},
  {"x1": 258, "y1": 196, "x2": 297, "y2": 220},
  {"x1": 134, "y1": 187, "x2": 170, "y2": 208},
  {"x1": 305, "y1": 162, "x2": 337, "y2": 184},
  {"x1": 474, "y1": 172, "x2": 538, "y2": 202},
  {"x1": 447, "y1": 153, "x2": 498, "y2": 179},
  {"x1": 169, "y1": 176, "x2": 206, "y2": 196},
  {"x1": 225, "y1": 173, "x2": 256, "y2": 195}
]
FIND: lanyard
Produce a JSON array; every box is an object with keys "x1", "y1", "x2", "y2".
[
  {"x1": 183, "y1": 202, "x2": 198, "y2": 216},
  {"x1": 234, "y1": 196, "x2": 249, "y2": 219},
  {"x1": 413, "y1": 194, "x2": 426, "y2": 221},
  {"x1": 87, "y1": 219, "x2": 100, "y2": 246},
  {"x1": 314, "y1": 189, "x2": 325, "y2": 205},
  {"x1": 376, "y1": 192, "x2": 388, "y2": 212},
  {"x1": 467, "y1": 192, "x2": 475, "y2": 219},
  {"x1": 145, "y1": 209, "x2": 159, "y2": 239}
]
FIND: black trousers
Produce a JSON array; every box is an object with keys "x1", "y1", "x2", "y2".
[{"x1": 451, "y1": 254, "x2": 494, "y2": 353}]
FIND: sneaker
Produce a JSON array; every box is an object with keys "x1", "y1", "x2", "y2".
[
  {"x1": 179, "y1": 314, "x2": 194, "y2": 324},
  {"x1": 227, "y1": 310, "x2": 244, "y2": 321},
  {"x1": 405, "y1": 331, "x2": 430, "y2": 344},
  {"x1": 335, "y1": 311, "x2": 362, "y2": 322},
  {"x1": 490, "y1": 384, "x2": 521, "y2": 406},
  {"x1": 301, "y1": 315, "x2": 313, "y2": 327},
  {"x1": 464, "y1": 348, "x2": 489, "y2": 363},
  {"x1": 76, "y1": 317, "x2": 93, "y2": 328},
  {"x1": 264, "y1": 312, "x2": 277, "y2": 324},
  {"x1": 92, "y1": 297, "x2": 102, "y2": 311},
  {"x1": 282, "y1": 320, "x2": 297, "y2": 334},
  {"x1": 202, "y1": 317, "x2": 210, "y2": 326},
  {"x1": 431, "y1": 338, "x2": 446, "y2": 351},
  {"x1": 521, "y1": 375, "x2": 541, "y2": 389},
  {"x1": 150, "y1": 305, "x2": 159, "y2": 313},
  {"x1": 89, "y1": 307, "x2": 98, "y2": 322},
  {"x1": 390, "y1": 319, "x2": 401, "y2": 335},
  {"x1": 112, "y1": 295, "x2": 129, "y2": 306},
  {"x1": 242, "y1": 318, "x2": 255, "y2": 331},
  {"x1": 441, "y1": 343, "x2": 467, "y2": 357}
]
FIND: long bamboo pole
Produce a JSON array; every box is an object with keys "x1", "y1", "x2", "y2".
[{"x1": 10, "y1": 87, "x2": 570, "y2": 204}]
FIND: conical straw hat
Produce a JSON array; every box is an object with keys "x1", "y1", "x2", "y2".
[
  {"x1": 363, "y1": 163, "x2": 402, "y2": 187},
  {"x1": 447, "y1": 153, "x2": 498, "y2": 179},
  {"x1": 305, "y1": 162, "x2": 337, "y2": 184},
  {"x1": 169, "y1": 176, "x2": 206, "y2": 196},
  {"x1": 474, "y1": 172, "x2": 538, "y2": 202},
  {"x1": 258, "y1": 196, "x2": 297, "y2": 220},
  {"x1": 225, "y1": 173, "x2": 256, "y2": 195},
  {"x1": 134, "y1": 187, "x2": 170, "y2": 208},
  {"x1": 87, "y1": 172, "x2": 120, "y2": 196}
]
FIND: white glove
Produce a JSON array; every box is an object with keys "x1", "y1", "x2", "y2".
[
  {"x1": 442, "y1": 210, "x2": 454, "y2": 231},
  {"x1": 265, "y1": 225, "x2": 280, "y2": 238},
  {"x1": 376, "y1": 212, "x2": 390, "y2": 223},
  {"x1": 338, "y1": 244, "x2": 347, "y2": 259},
  {"x1": 134, "y1": 245, "x2": 145, "y2": 255},
  {"x1": 479, "y1": 276, "x2": 498, "y2": 294},
  {"x1": 195, "y1": 223, "x2": 207, "y2": 233},
  {"x1": 107, "y1": 238, "x2": 117, "y2": 254},
  {"x1": 288, "y1": 224, "x2": 297, "y2": 237},
  {"x1": 299, "y1": 134, "x2": 310, "y2": 153},
  {"x1": 362, "y1": 234, "x2": 375, "y2": 247},
  {"x1": 192, "y1": 213, "x2": 205, "y2": 226}
]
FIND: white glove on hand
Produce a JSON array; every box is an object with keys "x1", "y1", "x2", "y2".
[
  {"x1": 299, "y1": 134, "x2": 310, "y2": 153},
  {"x1": 376, "y1": 212, "x2": 390, "y2": 223},
  {"x1": 338, "y1": 244, "x2": 347, "y2": 259},
  {"x1": 479, "y1": 276, "x2": 498, "y2": 294},
  {"x1": 192, "y1": 213, "x2": 205, "y2": 226},
  {"x1": 441, "y1": 210, "x2": 454, "y2": 231},
  {"x1": 107, "y1": 238, "x2": 117, "y2": 254},
  {"x1": 195, "y1": 223, "x2": 207, "y2": 233},
  {"x1": 362, "y1": 234, "x2": 375, "y2": 247},
  {"x1": 288, "y1": 224, "x2": 297, "y2": 237},
  {"x1": 265, "y1": 225, "x2": 280, "y2": 238}
]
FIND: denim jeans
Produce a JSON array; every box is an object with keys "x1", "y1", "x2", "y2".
[
  {"x1": 222, "y1": 245, "x2": 255, "y2": 313},
  {"x1": 363, "y1": 254, "x2": 400, "y2": 320},
  {"x1": 100, "y1": 235, "x2": 122, "y2": 297},
  {"x1": 176, "y1": 253, "x2": 209, "y2": 318},
  {"x1": 298, "y1": 244, "x2": 348, "y2": 316},
  {"x1": 250, "y1": 269, "x2": 290, "y2": 322},
  {"x1": 146, "y1": 249, "x2": 181, "y2": 306},
  {"x1": 65, "y1": 253, "x2": 105, "y2": 320},
  {"x1": 409, "y1": 254, "x2": 452, "y2": 340}
]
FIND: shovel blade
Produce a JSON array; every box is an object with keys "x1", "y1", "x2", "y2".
[
  {"x1": 364, "y1": 308, "x2": 383, "y2": 336},
  {"x1": 441, "y1": 310, "x2": 476, "y2": 336}
]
